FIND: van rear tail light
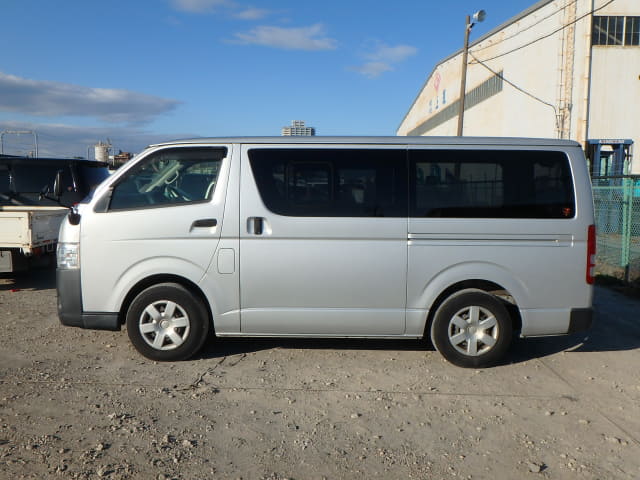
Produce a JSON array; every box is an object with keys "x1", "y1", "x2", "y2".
[{"x1": 586, "y1": 224, "x2": 596, "y2": 285}]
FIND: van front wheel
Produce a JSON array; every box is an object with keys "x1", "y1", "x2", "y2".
[
  {"x1": 431, "y1": 289, "x2": 512, "y2": 368},
  {"x1": 126, "y1": 283, "x2": 209, "y2": 361}
]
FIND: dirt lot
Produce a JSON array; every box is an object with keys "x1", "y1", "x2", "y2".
[{"x1": 1, "y1": 268, "x2": 639, "y2": 480}]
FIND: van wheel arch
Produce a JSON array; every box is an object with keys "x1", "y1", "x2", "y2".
[
  {"x1": 424, "y1": 280, "x2": 522, "y2": 340},
  {"x1": 118, "y1": 274, "x2": 214, "y2": 334}
]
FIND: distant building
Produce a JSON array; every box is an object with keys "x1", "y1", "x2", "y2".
[
  {"x1": 282, "y1": 120, "x2": 316, "y2": 136},
  {"x1": 112, "y1": 151, "x2": 133, "y2": 168},
  {"x1": 397, "y1": 0, "x2": 639, "y2": 175}
]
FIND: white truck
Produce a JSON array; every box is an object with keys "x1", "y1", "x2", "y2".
[
  {"x1": 1, "y1": 155, "x2": 110, "y2": 273},
  {"x1": 0, "y1": 206, "x2": 68, "y2": 272}
]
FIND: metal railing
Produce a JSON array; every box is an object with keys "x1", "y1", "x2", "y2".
[{"x1": 592, "y1": 176, "x2": 640, "y2": 282}]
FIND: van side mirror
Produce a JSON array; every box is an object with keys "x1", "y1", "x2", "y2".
[{"x1": 68, "y1": 206, "x2": 81, "y2": 225}]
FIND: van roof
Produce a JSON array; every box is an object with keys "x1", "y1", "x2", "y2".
[{"x1": 149, "y1": 136, "x2": 582, "y2": 148}]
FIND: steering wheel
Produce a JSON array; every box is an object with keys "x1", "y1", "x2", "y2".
[{"x1": 164, "y1": 184, "x2": 193, "y2": 202}]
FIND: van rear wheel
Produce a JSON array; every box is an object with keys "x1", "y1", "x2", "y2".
[
  {"x1": 126, "y1": 283, "x2": 209, "y2": 361},
  {"x1": 431, "y1": 289, "x2": 512, "y2": 368}
]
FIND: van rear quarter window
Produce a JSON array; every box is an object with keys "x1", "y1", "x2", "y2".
[
  {"x1": 410, "y1": 149, "x2": 575, "y2": 219},
  {"x1": 248, "y1": 148, "x2": 407, "y2": 217}
]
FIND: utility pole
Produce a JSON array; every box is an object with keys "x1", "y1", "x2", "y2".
[{"x1": 457, "y1": 10, "x2": 486, "y2": 136}]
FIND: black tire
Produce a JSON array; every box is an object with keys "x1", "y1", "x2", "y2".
[
  {"x1": 126, "y1": 283, "x2": 209, "y2": 361},
  {"x1": 430, "y1": 289, "x2": 512, "y2": 368}
]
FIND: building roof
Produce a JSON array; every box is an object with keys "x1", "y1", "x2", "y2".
[{"x1": 398, "y1": 0, "x2": 556, "y2": 130}]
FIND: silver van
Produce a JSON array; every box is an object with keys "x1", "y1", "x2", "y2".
[{"x1": 57, "y1": 137, "x2": 595, "y2": 367}]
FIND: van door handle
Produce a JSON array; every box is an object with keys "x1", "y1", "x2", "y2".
[
  {"x1": 247, "y1": 217, "x2": 265, "y2": 235},
  {"x1": 254, "y1": 217, "x2": 263, "y2": 235},
  {"x1": 192, "y1": 218, "x2": 217, "y2": 228}
]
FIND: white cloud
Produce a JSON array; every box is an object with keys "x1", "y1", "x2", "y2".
[
  {"x1": 234, "y1": 7, "x2": 271, "y2": 20},
  {"x1": 350, "y1": 62, "x2": 393, "y2": 78},
  {"x1": 232, "y1": 24, "x2": 337, "y2": 50},
  {"x1": 169, "y1": 0, "x2": 233, "y2": 14},
  {"x1": 0, "y1": 72, "x2": 180, "y2": 124},
  {"x1": 367, "y1": 44, "x2": 418, "y2": 64},
  {"x1": 351, "y1": 43, "x2": 418, "y2": 78},
  {"x1": 169, "y1": 0, "x2": 270, "y2": 19}
]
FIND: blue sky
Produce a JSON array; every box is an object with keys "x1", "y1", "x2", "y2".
[{"x1": 1, "y1": 0, "x2": 536, "y2": 157}]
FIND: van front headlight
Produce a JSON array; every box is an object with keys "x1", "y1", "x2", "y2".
[{"x1": 57, "y1": 242, "x2": 79, "y2": 269}]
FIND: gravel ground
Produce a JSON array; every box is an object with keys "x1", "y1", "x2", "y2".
[{"x1": 1, "y1": 268, "x2": 639, "y2": 480}]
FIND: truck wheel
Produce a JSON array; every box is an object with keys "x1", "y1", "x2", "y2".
[
  {"x1": 126, "y1": 283, "x2": 209, "y2": 361},
  {"x1": 431, "y1": 289, "x2": 512, "y2": 368}
]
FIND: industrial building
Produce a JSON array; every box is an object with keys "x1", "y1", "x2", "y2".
[{"x1": 397, "y1": 0, "x2": 639, "y2": 175}]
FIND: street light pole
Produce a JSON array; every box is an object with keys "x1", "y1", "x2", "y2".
[
  {"x1": 457, "y1": 15, "x2": 472, "y2": 136},
  {"x1": 457, "y1": 10, "x2": 486, "y2": 136}
]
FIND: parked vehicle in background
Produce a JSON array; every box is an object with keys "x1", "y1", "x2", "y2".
[
  {"x1": 57, "y1": 137, "x2": 595, "y2": 367},
  {"x1": 0, "y1": 155, "x2": 110, "y2": 272}
]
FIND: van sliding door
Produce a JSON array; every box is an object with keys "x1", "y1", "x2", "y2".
[{"x1": 239, "y1": 145, "x2": 408, "y2": 336}]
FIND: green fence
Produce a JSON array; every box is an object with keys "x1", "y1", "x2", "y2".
[{"x1": 592, "y1": 176, "x2": 640, "y2": 282}]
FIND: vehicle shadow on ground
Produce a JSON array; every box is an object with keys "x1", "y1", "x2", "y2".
[
  {"x1": 199, "y1": 327, "x2": 637, "y2": 366},
  {"x1": 0, "y1": 266, "x2": 56, "y2": 292},
  {"x1": 198, "y1": 337, "x2": 432, "y2": 361},
  {"x1": 507, "y1": 322, "x2": 639, "y2": 365},
  {"x1": 197, "y1": 335, "x2": 583, "y2": 366}
]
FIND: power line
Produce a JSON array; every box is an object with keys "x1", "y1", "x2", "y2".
[
  {"x1": 470, "y1": 0, "x2": 616, "y2": 64},
  {"x1": 468, "y1": 52, "x2": 560, "y2": 132}
]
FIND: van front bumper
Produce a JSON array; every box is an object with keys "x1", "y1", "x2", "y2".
[{"x1": 57, "y1": 268, "x2": 120, "y2": 331}]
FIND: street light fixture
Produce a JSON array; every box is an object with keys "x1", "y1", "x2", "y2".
[{"x1": 457, "y1": 10, "x2": 486, "y2": 136}]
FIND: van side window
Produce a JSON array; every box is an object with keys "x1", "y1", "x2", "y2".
[
  {"x1": 109, "y1": 148, "x2": 225, "y2": 210},
  {"x1": 410, "y1": 150, "x2": 575, "y2": 218},
  {"x1": 249, "y1": 148, "x2": 407, "y2": 217}
]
